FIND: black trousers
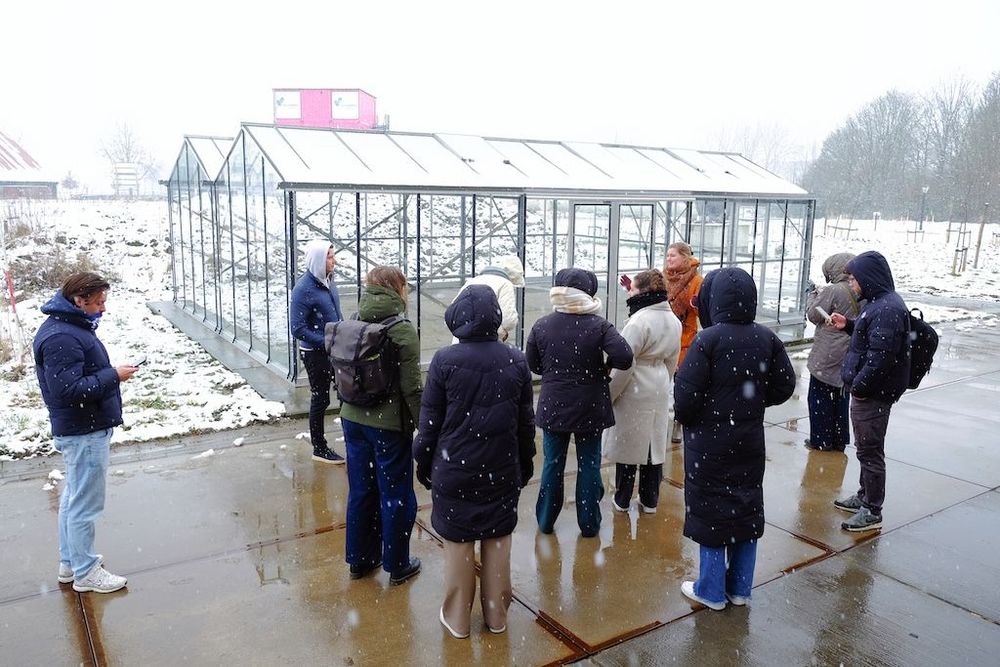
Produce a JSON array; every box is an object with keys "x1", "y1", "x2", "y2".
[
  {"x1": 614, "y1": 451, "x2": 663, "y2": 509},
  {"x1": 851, "y1": 397, "x2": 892, "y2": 514},
  {"x1": 300, "y1": 349, "x2": 332, "y2": 450}
]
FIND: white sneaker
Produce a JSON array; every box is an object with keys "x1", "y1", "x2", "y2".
[
  {"x1": 726, "y1": 593, "x2": 750, "y2": 606},
  {"x1": 681, "y1": 580, "x2": 726, "y2": 611},
  {"x1": 439, "y1": 607, "x2": 469, "y2": 639},
  {"x1": 612, "y1": 499, "x2": 630, "y2": 513},
  {"x1": 638, "y1": 502, "x2": 657, "y2": 514},
  {"x1": 73, "y1": 564, "x2": 127, "y2": 593},
  {"x1": 58, "y1": 554, "x2": 103, "y2": 584}
]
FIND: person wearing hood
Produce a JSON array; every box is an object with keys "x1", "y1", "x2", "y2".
[
  {"x1": 451, "y1": 255, "x2": 525, "y2": 343},
  {"x1": 290, "y1": 239, "x2": 345, "y2": 463},
  {"x1": 339, "y1": 266, "x2": 422, "y2": 586},
  {"x1": 830, "y1": 251, "x2": 910, "y2": 533},
  {"x1": 603, "y1": 269, "x2": 682, "y2": 514},
  {"x1": 805, "y1": 253, "x2": 864, "y2": 452},
  {"x1": 674, "y1": 267, "x2": 795, "y2": 611},
  {"x1": 526, "y1": 268, "x2": 633, "y2": 537},
  {"x1": 415, "y1": 284, "x2": 536, "y2": 639},
  {"x1": 33, "y1": 272, "x2": 139, "y2": 594}
]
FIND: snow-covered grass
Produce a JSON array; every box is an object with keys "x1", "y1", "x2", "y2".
[
  {"x1": 1, "y1": 201, "x2": 284, "y2": 460},
  {"x1": 2, "y1": 203, "x2": 997, "y2": 460}
]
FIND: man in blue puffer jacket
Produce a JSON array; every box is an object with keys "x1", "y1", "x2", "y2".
[
  {"x1": 830, "y1": 251, "x2": 911, "y2": 533},
  {"x1": 290, "y1": 239, "x2": 344, "y2": 463},
  {"x1": 34, "y1": 272, "x2": 138, "y2": 594}
]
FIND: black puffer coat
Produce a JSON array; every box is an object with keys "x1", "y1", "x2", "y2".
[
  {"x1": 840, "y1": 251, "x2": 911, "y2": 404},
  {"x1": 674, "y1": 268, "x2": 796, "y2": 547},
  {"x1": 526, "y1": 268, "x2": 633, "y2": 433},
  {"x1": 414, "y1": 285, "x2": 536, "y2": 542}
]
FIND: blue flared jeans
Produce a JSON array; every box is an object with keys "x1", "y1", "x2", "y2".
[
  {"x1": 341, "y1": 419, "x2": 417, "y2": 573},
  {"x1": 694, "y1": 539, "x2": 758, "y2": 605},
  {"x1": 54, "y1": 428, "x2": 113, "y2": 579},
  {"x1": 535, "y1": 429, "x2": 604, "y2": 537}
]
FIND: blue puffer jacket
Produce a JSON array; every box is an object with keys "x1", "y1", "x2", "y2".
[
  {"x1": 674, "y1": 268, "x2": 796, "y2": 547},
  {"x1": 414, "y1": 285, "x2": 536, "y2": 542},
  {"x1": 32, "y1": 291, "x2": 123, "y2": 437},
  {"x1": 840, "y1": 251, "x2": 911, "y2": 403},
  {"x1": 290, "y1": 272, "x2": 343, "y2": 350}
]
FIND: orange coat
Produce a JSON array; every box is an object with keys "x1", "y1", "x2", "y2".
[{"x1": 664, "y1": 259, "x2": 703, "y2": 367}]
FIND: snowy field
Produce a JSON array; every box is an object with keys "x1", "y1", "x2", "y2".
[{"x1": 1, "y1": 201, "x2": 998, "y2": 459}]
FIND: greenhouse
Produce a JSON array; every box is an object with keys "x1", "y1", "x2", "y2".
[{"x1": 165, "y1": 124, "x2": 815, "y2": 384}]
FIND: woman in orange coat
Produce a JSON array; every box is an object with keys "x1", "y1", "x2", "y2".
[{"x1": 663, "y1": 241, "x2": 703, "y2": 443}]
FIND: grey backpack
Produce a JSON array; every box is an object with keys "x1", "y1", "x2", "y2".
[{"x1": 324, "y1": 314, "x2": 407, "y2": 407}]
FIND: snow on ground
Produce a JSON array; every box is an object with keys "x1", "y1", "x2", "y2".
[
  {"x1": 2, "y1": 202, "x2": 998, "y2": 460},
  {"x1": 1, "y1": 200, "x2": 284, "y2": 459}
]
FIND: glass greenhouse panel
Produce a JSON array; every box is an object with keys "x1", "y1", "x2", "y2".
[{"x1": 217, "y1": 161, "x2": 236, "y2": 341}]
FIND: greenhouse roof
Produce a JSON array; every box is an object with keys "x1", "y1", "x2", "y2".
[
  {"x1": 238, "y1": 123, "x2": 808, "y2": 199},
  {"x1": 183, "y1": 135, "x2": 233, "y2": 180}
]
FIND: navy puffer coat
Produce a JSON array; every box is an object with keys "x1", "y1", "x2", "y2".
[
  {"x1": 674, "y1": 268, "x2": 796, "y2": 547},
  {"x1": 414, "y1": 285, "x2": 536, "y2": 542},
  {"x1": 33, "y1": 291, "x2": 123, "y2": 437},
  {"x1": 840, "y1": 251, "x2": 911, "y2": 404},
  {"x1": 526, "y1": 268, "x2": 633, "y2": 433}
]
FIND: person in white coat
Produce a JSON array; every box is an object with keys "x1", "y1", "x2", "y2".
[
  {"x1": 451, "y1": 256, "x2": 524, "y2": 343},
  {"x1": 603, "y1": 269, "x2": 682, "y2": 514}
]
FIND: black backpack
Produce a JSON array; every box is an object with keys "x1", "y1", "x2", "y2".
[
  {"x1": 324, "y1": 314, "x2": 407, "y2": 407},
  {"x1": 907, "y1": 308, "x2": 939, "y2": 389}
]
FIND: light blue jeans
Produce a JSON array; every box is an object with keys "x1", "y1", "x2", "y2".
[
  {"x1": 694, "y1": 539, "x2": 758, "y2": 605},
  {"x1": 54, "y1": 428, "x2": 112, "y2": 579}
]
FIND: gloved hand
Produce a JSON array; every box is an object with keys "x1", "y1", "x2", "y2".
[
  {"x1": 520, "y1": 462, "x2": 534, "y2": 488},
  {"x1": 619, "y1": 274, "x2": 632, "y2": 291},
  {"x1": 416, "y1": 465, "x2": 432, "y2": 490}
]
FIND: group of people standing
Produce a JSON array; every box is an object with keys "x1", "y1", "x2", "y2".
[{"x1": 35, "y1": 233, "x2": 909, "y2": 630}]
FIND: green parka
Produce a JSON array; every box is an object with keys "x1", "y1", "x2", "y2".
[{"x1": 338, "y1": 285, "x2": 423, "y2": 432}]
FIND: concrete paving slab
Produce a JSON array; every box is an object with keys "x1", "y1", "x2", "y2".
[
  {"x1": 845, "y1": 490, "x2": 1000, "y2": 623},
  {"x1": 0, "y1": 589, "x2": 91, "y2": 665},
  {"x1": 590, "y1": 555, "x2": 1000, "y2": 666},
  {"x1": 491, "y1": 478, "x2": 826, "y2": 651},
  {"x1": 900, "y1": 370, "x2": 1000, "y2": 424},
  {"x1": 76, "y1": 528, "x2": 575, "y2": 666}
]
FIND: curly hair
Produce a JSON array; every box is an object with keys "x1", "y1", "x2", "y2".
[{"x1": 633, "y1": 268, "x2": 666, "y2": 293}]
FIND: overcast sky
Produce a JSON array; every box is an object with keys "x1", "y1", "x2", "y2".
[{"x1": 2, "y1": 0, "x2": 998, "y2": 191}]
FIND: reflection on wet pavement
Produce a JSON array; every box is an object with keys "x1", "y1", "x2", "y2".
[{"x1": 2, "y1": 320, "x2": 1000, "y2": 664}]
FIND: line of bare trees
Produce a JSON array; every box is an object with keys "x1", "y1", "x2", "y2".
[{"x1": 803, "y1": 71, "x2": 1000, "y2": 223}]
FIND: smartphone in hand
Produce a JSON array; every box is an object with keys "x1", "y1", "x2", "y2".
[
  {"x1": 127, "y1": 355, "x2": 147, "y2": 367},
  {"x1": 813, "y1": 306, "x2": 833, "y2": 325}
]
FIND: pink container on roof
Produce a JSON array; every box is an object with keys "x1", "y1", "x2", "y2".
[{"x1": 273, "y1": 88, "x2": 377, "y2": 129}]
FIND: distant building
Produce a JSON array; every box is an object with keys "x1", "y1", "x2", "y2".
[
  {"x1": 272, "y1": 88, "x2": 378, "y2": 130},
  {"x1": 0, "y1": 131, "x2": 58, "y2": 199}
]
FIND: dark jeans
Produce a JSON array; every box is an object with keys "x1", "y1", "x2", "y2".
[
  {"x1": 341, "y1": 419, "x2": 417, "y2": 573},
  {"x1": 851, "y1": 397, "x2": 892, "y2": 514},
  {"x1": 808, "y1": 375, "x2": 850, "y2": 450},
  {"x1": 536, "y1": 429, "x2": 604, "y2": 537},
  {"x1": 300, "y1": 349, "x2": 332, "y2": 450},
  {"x1": 614, "y1": 450, "x2": 663, "y2": 509}
]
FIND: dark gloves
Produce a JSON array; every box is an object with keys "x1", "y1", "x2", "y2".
[
  {"x1": 519, "y1": 462, "x2": 534, "y2": 488},
  {"x1": 619, "y1": 274, "x2": 632, "y2": 291},
  {"x1": 416, "y1": 465, "x2": 432, "y2": 490}
]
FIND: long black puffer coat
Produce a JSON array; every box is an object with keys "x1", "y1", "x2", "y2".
[
  {"x1": 674, "y1": 268, "x2": 796, "y2": 547},
  {"x1": 414, "y1": 285, "x2": 536, "y2": 542}
]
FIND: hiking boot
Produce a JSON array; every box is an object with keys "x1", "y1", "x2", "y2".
[
  {"x1": 312, "y1": 446, "x2": 345, "y2": 464},
  {"x1": 59, "y1": 554, "x2": 103, "y2": 584},
  {"x1": 841, "y1": 507, "x2": 883, "y2": 532},
  {"x1": 681, "y1": 580, "x2": 726, "y2": 611},
  {"x1": 833, "y1": 494, "x2": 863, "y2": 514},
  {"x1": 389, "y1": 557, "x2": 421, "y2": 586},
  {"x1": 349, "y1": 559, "x2": 381, "y2": 580},
  {"x1": 73, "y1": 565, "x2": 127, "y2": 593}
]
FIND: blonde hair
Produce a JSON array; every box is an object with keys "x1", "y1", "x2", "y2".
[
  {"x1": 365, "y1": 265, "x2": 409, "y2": 301},
  {"x1": 667, "y1": 241, "x2": 693, "y2": 258}
]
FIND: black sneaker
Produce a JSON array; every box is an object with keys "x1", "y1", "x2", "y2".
[
  {"x1": 389, "y1": 557, "x2": 421, "y2": 586},
  {"x1": 312, "y1": 446, "x2": 345, "y2": 464},
  {"x1": 349, "y1": 559, "x2": 381, "y2": 580},
  {"x1": 841, "y1": 507, "x2": 883, "y2": 532},
  {"x1": 833, "y1": 494, "x2": 863, "y2": 513}
]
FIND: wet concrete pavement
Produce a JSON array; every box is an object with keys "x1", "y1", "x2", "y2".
[{"x1": 2, "y1": 320, "x2": 999, "y2": 665}]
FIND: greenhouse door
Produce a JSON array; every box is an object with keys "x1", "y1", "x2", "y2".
[{"x1": 567, "y1": 202, "x2": 613, "y2": 319}]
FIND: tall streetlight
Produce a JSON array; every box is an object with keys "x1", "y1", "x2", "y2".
[{"x1": 918, "y1": 185, "x2": 929, "y2": 232}]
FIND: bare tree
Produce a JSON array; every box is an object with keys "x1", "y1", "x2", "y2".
[
  {"x1": 954, "y1": 71, "x2": 1000, "y2": 223},
  {"x1": 917, "y1": 76, "x2": 976, "y2": 220},
  {"x1": 713, "y1": 121, "x2": 796, "y2": 175},
  {"x1": 100, "y1": 122, "x2": 160, "y2": 190}
]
